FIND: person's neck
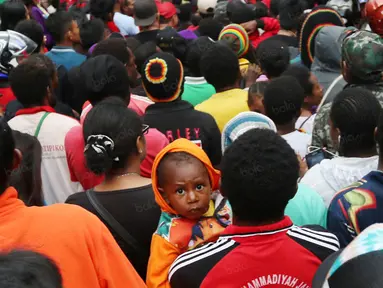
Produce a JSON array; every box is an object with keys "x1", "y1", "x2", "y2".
[
  {"x1": 301, "y1": 106, "x2": 312, "y2": 117},
  {"x1": 216, "y1": 84, "x2": 239, "y2": 93},
  {"x1": 276, "y1": 122, "x2": 296, "y2": 136},
  {"x1": 233, "y1": 215, "x2": 284, "y2": 227},
  {"x1": 96, "y1": 158, "x2": 150, "y2": 191},
  {"x1": 140, "y1": 25, "x2": 158, "y2": 32},
  {"x1": 341, "y1": 147, "x2": 378, "y2": 158},
  {"x1": 55, "y1": 40, "x2": 73, "y2": 48},
  {"x1": 278, "y1": 29, "x2": 296, "y2": 37}
]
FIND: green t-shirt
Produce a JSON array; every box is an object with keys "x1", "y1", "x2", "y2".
[
  {"x1": 182, "y1": 77, "x2": 215, "y2": 106},
  {"x1": 285, "y1": 183, "x2": 327, "y2": 227}
]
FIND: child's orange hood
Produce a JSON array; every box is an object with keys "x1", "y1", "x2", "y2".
[{"x1": 151, "y1": 139, "x2": 221, "y2": 214}]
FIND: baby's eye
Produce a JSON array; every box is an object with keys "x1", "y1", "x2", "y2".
[
  {"x1": 176, "y1": 189, "x2": 185, "y2": 196},
  {"x1": 196, "y1": 184, "x2": 204, "y2": 191}
]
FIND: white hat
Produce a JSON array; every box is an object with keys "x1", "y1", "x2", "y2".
[{"x1": 197, "y1": 0, "x2": 218, "y2": 14}]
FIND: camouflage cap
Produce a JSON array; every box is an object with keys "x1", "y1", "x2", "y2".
[{"x1": 342, "y1": 29, "x2": 383, "y2": 82}]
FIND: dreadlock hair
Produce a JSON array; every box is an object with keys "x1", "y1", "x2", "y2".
[{"x1": 330, "y1": 87, "x2": 381, "y2": 156}]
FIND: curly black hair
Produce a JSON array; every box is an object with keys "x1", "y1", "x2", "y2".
[
  {"x1": 263, "y1": 76, "x2": 304, "y2": 125},
  {"x1": 221, "y1": 128, "x2": 299, "y2": 223},
  {"x1": 256, "y1": 39, "x2": 290, "y2": 78}
]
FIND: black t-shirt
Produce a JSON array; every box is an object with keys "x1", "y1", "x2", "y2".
[
  {"x1": 65, "y1": 185, "x2": 161, "y2": 280},
  {"x1": 134, "y1": 29, "x2": 160, "y2": 45},
  {"x1": 144, "y1": 100, "x2": 222, "y2": 166},
  {"x1": 269, "y1": 35, "x2": 299, "y2": 48}
]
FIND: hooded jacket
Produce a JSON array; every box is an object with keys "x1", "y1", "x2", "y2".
[
  {"x1": 311, "y1": 26, "x2": 347, "y2": 100},
  {"x1": 301, "y1": 155, "x2": 379, "y2": 207},
  {"x1": 146, "y1": 139, "x2": 232, "y2": 288}
]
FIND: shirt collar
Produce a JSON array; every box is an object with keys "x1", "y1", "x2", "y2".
[
  {"x1": 220, "y1": 216, "x2": 293, "y2": 239},
  {"x1": 184, "y1": 76, "x2": 208, "y2": 85},
  {"x1": 50, "y1": 46, "x2": 76, "y2": 52},
  {"x1": 145, "y1": 100, "x2": 193, "y2": 114},
  {"x1": 16, "y1": 106, "x2": 55, "y2": 116}
]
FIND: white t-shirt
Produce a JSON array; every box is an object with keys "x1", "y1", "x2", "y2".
[
  {"x1": 295, "y1": 114, "x2": 316, "y2": 134},
  {"x1": 113, "y1": 12, "x2": 139, "y2": 36},
  {"x1": 282, "y1": 130, "x2": 311, "y2": 158},
  {"x1": 9, "y1": 112, "x2": 83, "y2": 204}
]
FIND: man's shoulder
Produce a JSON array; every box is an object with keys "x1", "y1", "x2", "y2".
[
  {"x1": 40, "y1": 203, "x2": 103, "y2": 230},
  {"x1": 287, "y1": 225, "x2": 340, "y2": 261},
  {"x1": 168, "y1": 238, "x2": 239, "y2": 288}
]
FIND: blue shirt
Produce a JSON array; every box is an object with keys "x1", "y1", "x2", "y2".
[
  {"x1": 327, "y1": 170, "x2": 383, "y2": 247},
  {"x1": 45, "y1": 46, "x2": 86, "y2": 71},
  {"x1": 113, "y1": 12, "x2": 139, "y2": 36}
]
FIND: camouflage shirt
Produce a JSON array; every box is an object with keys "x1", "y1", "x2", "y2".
[{"x1": 312, "y1": 83, "x2": 383, "y2": 152}]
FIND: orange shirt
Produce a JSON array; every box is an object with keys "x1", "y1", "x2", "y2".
[{"x1": 0, "y1": 187, "x2": 146, "y2": 288}]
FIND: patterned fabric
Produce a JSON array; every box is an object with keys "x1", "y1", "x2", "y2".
[
  {"x1": 156, "y1": 194, "x2": 232, "y2": 251},
  {"x1": 327, "y1": 171, "x2": 383, "y2": 247},
  {"x1": 142, "y1": 52, "x2": 184, "y2": 103},
  {"x1": 312, "y1": 83, "x2": 383, "y2": 152},
  {"x1": 342, "y1": 29, "x2": 383, "y2": 83},
  {"x1": 329, "y1": 224, "x2": 383, "y2": 275},
  {"x1": 221, "y1": 112, "x2": 276, "y2": 153},
  {"x1": 299, "y1": 7, "x2": 344, "y2": 68},
  {"x1": 218, "y1": 24, "x2": 250, "y2": 58}
]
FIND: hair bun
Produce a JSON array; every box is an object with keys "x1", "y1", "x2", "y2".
[{"x1": 84, "y1": 134, "x2": 115, "y2": 175}]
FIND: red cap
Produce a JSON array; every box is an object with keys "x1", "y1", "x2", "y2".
[{"x1": 158, "y1": 2, "x2": 179, "y2": 18}]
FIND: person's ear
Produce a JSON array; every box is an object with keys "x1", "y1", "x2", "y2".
[
  {"x1": 303, "y1": 96, "x2": 309, "y2": 104},
  {"x1": 12, "y1": 149, "x2": 22, "y2": 171},
  {"x1": 136, "y1": 135, "x2": 145, "y2": 160},
  {"x1": 374, "y1": 127, "x2": 378, "y2": 143},
  {"x1": 67, "y1": 30, "x2": 73, "y2": 41}
]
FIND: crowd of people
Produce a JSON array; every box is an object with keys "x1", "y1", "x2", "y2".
[{"x1": 0, "y1": 0, "x2": 383, "y2": 286}]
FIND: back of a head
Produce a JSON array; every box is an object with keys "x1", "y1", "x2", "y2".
[
  {"x1": 80, "y1": 18, "x2": 105, "y2": 51},
  {"x1": 0, "y1": 119, "x2": 14, "y2": 194},
  {"x1": 134, "y1": 41, "x2": 157, "y2": 73},
  {"x1": 331, "y1": 87, "x2": 381, "y2": 153},
  {"x1": 14, "y1": 19, "x2": 44, "y2": 53},
  {"x1": 264, "y1": 76, "x2": 304, "y2": 125},
  {"x1": 256, "y1": 39, "x2": 290, "y2": 78},
  {"x1": 221, "y1": 128, "x2": 299, "y2": 223},
  {"x1": 76, "y1": 54, "x2": 130, "y2": 105},
  {"x1": 0, "y1": 0, "x2": 27, "y2": 31},
  {"x1": 200, "y1": 43, "x2": 239, "y2": 91},
  {"x1": 10, "y1": 131, "x2": 43, "y2": 206},
  {"x1": 282, "y1": 65, "x2": 312, "y2": 95},
  {"x1": 91, "y1": 38, "x2": 130, "y2": 64},
  {"x1": 46, "y1": 11, "x2": 74, "y2": 43},
  {"x1": 141, "y1": 52, "x2": 184, "y2": 102},
  {"x1": 83, "y1": 97, "x2": 143, "y2": 175},
  {"x1": 279, "y1": 0, "x2": 305, "y2": 31},
  {"x1": 185, "y1": 36, "x2": 215, "y2": 77},
  {"x1": 0, "y1": 250, "x2": 62, "y2": 288},
  {"x1": 227, "y1": 0, "x2": 255, "y2": 24},
  {"x1": 197, "y1": 18, "x2": 223, "y2": 41},
  {"x1": 90, "y1": 0, "x2": 114, "y2": 21},
  {"x1": 9, "y1": 54, "x2": 51, "y2": 108},
  {"x1": 125, "y1": 37, "x2": 141, "y2": 54}
]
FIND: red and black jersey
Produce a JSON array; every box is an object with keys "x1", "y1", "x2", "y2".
[{"x1": 169, "y1": 217, "x2": 339, "y2": 288}]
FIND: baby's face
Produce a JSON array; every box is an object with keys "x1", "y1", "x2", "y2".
[{"x1": 160, "y1": 157, "x2": 212, "y2": 220}]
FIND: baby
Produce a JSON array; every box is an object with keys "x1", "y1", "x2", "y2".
[{"x1": 146, "y1": 139, "x2": 232, "y2": 288}]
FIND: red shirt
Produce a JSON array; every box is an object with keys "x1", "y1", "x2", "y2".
[
  {"x1": 0, "y1": 86, "x2": 16, "y2": 113},
  {"x1": 169, "y1": 217, "x2": 340, "y2": 288}
]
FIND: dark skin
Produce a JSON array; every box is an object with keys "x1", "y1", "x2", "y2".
[{"x1": 158, "y1": 157, "x2": 212, "y2": 220}]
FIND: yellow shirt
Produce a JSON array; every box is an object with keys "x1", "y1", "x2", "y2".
[{"x1": 196, "y1": 88, "x2": 249, "y2": 132}]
